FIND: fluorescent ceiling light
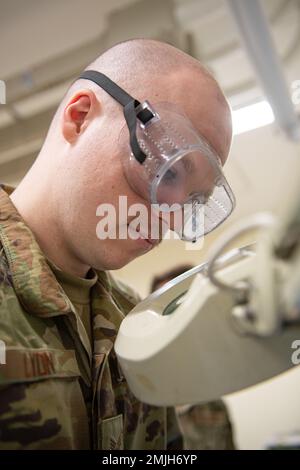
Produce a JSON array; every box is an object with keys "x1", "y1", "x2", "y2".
[{"x1": 232, "y1": 100, "x2": 275, "y2": 135}]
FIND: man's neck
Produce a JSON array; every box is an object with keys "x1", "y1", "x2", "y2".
[{"x1": 10, "y1": 179, "x2": 91, "y2": 279}]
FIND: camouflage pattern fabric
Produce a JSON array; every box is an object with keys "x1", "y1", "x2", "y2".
[
  {"x1": 0, "y1": 184, "x2": 183, "y2": 450},
  {"x1": 177, "y1": 400, "x2": 235, "y2": 450}
]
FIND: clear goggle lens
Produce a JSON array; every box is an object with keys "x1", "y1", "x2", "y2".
[{"x1": 120, "y1": 102, "x2": 235, "y2": 241}]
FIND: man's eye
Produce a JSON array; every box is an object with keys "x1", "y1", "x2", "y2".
[{"x1": 163, "y1": 168, "x2": 178, "y2": 183}]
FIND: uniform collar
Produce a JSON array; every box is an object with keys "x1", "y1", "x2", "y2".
[{"x1": 0, "y1": 183, "x2": 126, "y2": 366}]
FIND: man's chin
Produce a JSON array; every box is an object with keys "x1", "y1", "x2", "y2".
[
  {"x1": 108, "y1": 249, "x2": 150, "y2": 270},
  {"x1": 92, "y1": 252, "x2": 135, "y2": 271},
  {"x1": 92, "y1": 237, "x2": 159, "y2": 271}
]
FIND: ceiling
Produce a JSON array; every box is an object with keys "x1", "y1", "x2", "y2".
[{"x1": 0, "y1": 0, "x2": 300, "y2": 182}]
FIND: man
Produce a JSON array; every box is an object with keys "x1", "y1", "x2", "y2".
[{"x1": 0, "y1": 39, "x2": 233, "y2": 449}]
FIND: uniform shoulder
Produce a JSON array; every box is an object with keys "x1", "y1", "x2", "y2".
[
  {"x1": 0, "y1": 242, "x2": 21, "y2": 348},
  {"x1": 0, "y1": 243, "x2": 12, "y2": 288}
]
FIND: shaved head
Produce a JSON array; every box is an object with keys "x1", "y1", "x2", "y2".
[
  {"x1": 53, "y1": 39, "x2": 232, "y2": 160},
  {"x1": 11, "y1": 39, "x2": 233, "y2": 276}
]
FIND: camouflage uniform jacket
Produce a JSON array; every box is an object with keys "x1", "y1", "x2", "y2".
[{"x1": 0, "y1": 184, "x2": 182, "y2": 450}]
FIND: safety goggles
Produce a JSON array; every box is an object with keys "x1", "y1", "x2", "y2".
[{"x1": 79, "y1": 70, "x2": 235, "y2": 241}]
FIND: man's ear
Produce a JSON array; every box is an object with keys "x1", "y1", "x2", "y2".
[{"x1": 62, "y1": 89, "x2": 100, "y2": 143}]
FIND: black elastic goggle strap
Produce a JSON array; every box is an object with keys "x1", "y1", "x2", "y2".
[{"x1": 79, "y1": 70, "x2": 149, "y2": 164}]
